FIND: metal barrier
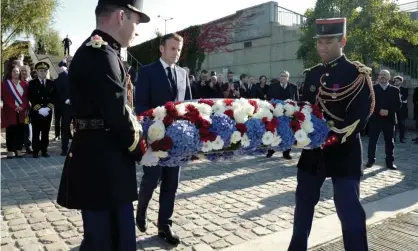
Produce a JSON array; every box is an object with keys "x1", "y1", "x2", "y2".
[{"x1": 276, "y1": 6, "x2": 306, "y2": 27}]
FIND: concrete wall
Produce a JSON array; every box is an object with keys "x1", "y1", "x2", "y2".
[{"x1": 200, "y1": 23, "x2": 305, "y2": 83}]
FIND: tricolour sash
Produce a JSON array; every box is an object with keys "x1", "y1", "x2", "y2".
[{"x1": 6, "y1": 80, "x2": 23, "y2": 106}]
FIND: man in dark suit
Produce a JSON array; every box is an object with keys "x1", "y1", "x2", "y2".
[
  {"x1": 288, "y1": 18, "x2": 372, "y2": 251},
  {"x1": 55, "y1": 59, "x2": 73, "y2": 156},
  {"x1": 135, "y1": 33, "x2": 192, "y2": 245},
  {"x1": 393, "y1": 75, "x2": 408, "y2": 143},
  {"x1": 56, "y1": 1, "x2": 149, "y2": 250},
  {"x1": 28, "y1": 62, "x2": 56, "y2": 158},
  {"x1": 266, "y1": 70, "x2": 299, "y2": 159},
  {"x1": 62, "y1": 35, "x2": 72, "y2": 56},
  {"x1": 366, "y1": 70, "x2": 401, "y2": 169}
]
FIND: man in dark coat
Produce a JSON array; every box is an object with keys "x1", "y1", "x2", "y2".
[
  {"x1": 266, "y1": 70, "x2": 299, "y2": 159},
  {"x1": 28, "y1": 62, "x2": 56, "y2": 158},
  {"x1": 393, "y1": 75, "x2": 408, "y2": 143},
  {"x1": 62, "y1": 35, "x2": 72, "y2": 56},
  {"x1": 135, "y1": 33, "x2": 192, "y2": 245},
  {"x1": 288, "y1": 18, "x2": 372, "y2": 251},
  {"x1": 56, "y1": 1, "x2": 149, "y2": 250},
  {"x1": 366, "y1": 70, "x2": 401, "y2": 169}
]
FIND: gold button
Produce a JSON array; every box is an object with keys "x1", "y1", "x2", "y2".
[
  {"x1": 69, "y1": 152, "x2": 73, "y2": 157},
  {"x1": 325, "y1": 73, "x2": 329, "y2": 76},
  {"x1": 323, "y1": 82, "x2": 327, "y2": 86}
]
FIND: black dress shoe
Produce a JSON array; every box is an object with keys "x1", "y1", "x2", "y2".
[
  {"x1": 266, "y1": 150, "x2": 274, "y2": 158},
  {"x1": 386, "y1": 163, "x2": 397, "y2": 170},
  {"x1": 136, "y1": 218, "x2": 147, "y2": 233},
  {"x1": 33, "y1": 152, "x2": 39, "y2": 158},
  {"x1": 365, "y1": 161, "x2": 375, "y2": 168},
  {"x1": 41, "y1": 152, "x2": 50, "y2": 158},
  {"x1": 283, "y1": 153, "x2": 292, "y2": 160},
  {"x1": 158, "y1": 226, "x2": 180, "y2": 245},
  {"x1": 26, "y1": 148, "x2": 33, "y2": 154}
]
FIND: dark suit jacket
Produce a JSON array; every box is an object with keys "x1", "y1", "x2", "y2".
[
  {"x1": 135, "y1": 60, "x2": 192, "y2": 115},
  {"x1": 267, "y1": 82, "x2": 299, "y2": 101},
  {"x1": 397, "y1": 86, "x2": 408, "y2": 120},
  {"x1": 370, "y1": 84, "x2": 401, "y2": 125},
  {"x1": 55, "y1": 71, "x2": 70, "y2": 108}
]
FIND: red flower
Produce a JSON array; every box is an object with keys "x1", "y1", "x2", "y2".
[
  {"x1": 140, "y1": 108, "x2": 154, "y2": 117},
  {"x1": 164, "y1": 102, "x2": 178, "y2": 117},
  {"x1": 174, "y1": 101, "x2": 182, "y2": 105},
  {"x1": 150, "y1": 136, "x2": 173, "y2": 151},
  {"x1": 163, "y1": 116, "x2": 174, "y2": 126},
  {"x1": 262, "y1": 117, "x2": 278, "y2": 133},
  {"x1": 311, "y1": 104, "x2": 324, "y2": 119},
  {"x1": 248, "y1": 100, "x2": 258, "y2": 112},
  {"x1": 290, "y1": 120, "x2": 301, "y2": 132},
  {"x1": 200, "y1": 127, "x2": 217, "y2": 142},
  {"x1": 236, "y1": 123, "x2": 247, "y2": 136},
  {"x1": 224, "y1": 110, "x2": 234, "y2": 119},
  {"x1": 287, "y1": 101, "x2": 296, "y2": 106},
  {"x1": 293, "y1": 111, "x2": 306, "y2": 122},
  {"x1": 224, "y1": 99, "x2": 234, "y2": 106},
  {"x1": 198, "y1": 99, "x2": 215, "y2": 106},
  {"x1": 195, "y1": 116, "x2": 210, "y2": 129}
]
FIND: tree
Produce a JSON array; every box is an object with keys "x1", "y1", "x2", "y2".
[
  {"x1": 297, "y1": 0, "x2": 418, "y2": 68},
  {"x1": 34, "y1": 28, "x2": 63, "y2": 56},
  {"x1": 1, "y1": 0, "x2": 59, "y2": 65}
]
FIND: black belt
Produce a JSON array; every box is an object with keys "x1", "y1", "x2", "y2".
[{"x1": 74, "y1": 119, "x2": 107, "y2": 131}]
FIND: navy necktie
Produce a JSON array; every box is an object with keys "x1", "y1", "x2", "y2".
[{"x1": 166, "y1": 67, "x2": 178, "y2": 99}]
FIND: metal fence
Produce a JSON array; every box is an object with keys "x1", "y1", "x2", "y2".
[{"x1": 276, "y1": 6, "x2": 307, "y2": 27}]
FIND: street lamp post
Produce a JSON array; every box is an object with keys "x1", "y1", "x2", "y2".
[{"x1": 158, "y1": 15, "x2": 174, "y2": 35}]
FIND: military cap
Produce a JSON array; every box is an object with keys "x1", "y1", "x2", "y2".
[
  {"x1": 97, "y1": 0, "x2": 150, "y2": 23},
  {"x1": 393, "y1": 75, "x2": 404, "y2": 82},
  {"x1": 314, "y1": 18, "x2": 346, "y2": 39},
  {"x1": 35, "y1": 62, "x2": 50, "y2": 70}
]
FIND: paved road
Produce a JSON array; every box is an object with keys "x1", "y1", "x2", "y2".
[
  {"x1": 310, "y1": 209, "x2": 418, "y2": 251},
  {"x1": 1, "y1": 134, "x2": 418, "y2": 251}
]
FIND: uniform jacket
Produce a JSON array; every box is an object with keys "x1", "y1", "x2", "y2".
[
  {"x1": 135, "y1": 59, "x2": 192, "y2": 115},
  {"x1": 298, "y1": 55, "x2": 375, "y2": 178},
  {"x1": 28, "y1": 78, "x2": 56, "y2": 121},
  {"x1": 396, "y1": 86, "x2": 408, "y2": 121},
  {"x1": 57, "y1": 30, "x2": 143, "y2": 210}
]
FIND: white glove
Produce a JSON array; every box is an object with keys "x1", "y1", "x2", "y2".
[
  {"x1": 45, "y1": 107, "x2": 51, "y2": 113},
  {"x1": 38, "y1": 108, "x2": 46, "y2": 117},
  {"x1": 65, "y1": 99, "x2": 71, "y2": 105}
]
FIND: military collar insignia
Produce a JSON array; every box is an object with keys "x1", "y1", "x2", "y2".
[
  {"x1": 309, "y1": 85, "x2": 317, "y2": 92},
  {"x1": 86, "y1": 35, "x2": 108, "y2": 48},
  {"x1": 112, "y1": 43, "x2": 119, "y2": 50}
]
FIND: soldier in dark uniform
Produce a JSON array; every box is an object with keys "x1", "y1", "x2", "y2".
[
  {"x1": 393, "y1": 75, "x2": 408, "y2": 143},
  {"x1": 56, "y1": 1, "x2": 149, "y2": 250},
  {"x1": 28, "y1": 62, "x2": 56, "y2": 158},
  {"x1": 288, "y1": 18, "x2": 373, "y2": 251}
]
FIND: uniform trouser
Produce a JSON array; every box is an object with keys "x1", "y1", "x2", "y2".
[
  {"x1": 367, "y1": 121, "x2": 395, "y2": 164},
  {"x1": 137, "y1": 165, "x2": 180, "y2": 227},
  {"x1": 64, "y1": 46, "x2": 70, "y2": 56},
  {"x1": 80, "y1": 203, "x2": 136, "y2": 251},
  {"x1": 288, "y1": 169, "x2": 368, "y2": 251},
  {"x1": 32, "y1": 115, "x2": 52, "y2": 153},
  {"x1": 396, "y1": 119, "x2": 406, "y2": 141}
]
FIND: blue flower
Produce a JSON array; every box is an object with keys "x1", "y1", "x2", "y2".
[
  {"x1": 238, "y1": 119, "x2": 265, "y2": 155},
  {"x1": 209, "y1": 114, "x2": 236, "y2": 147},
  {"x1": 140, "y1": 117, "x2": 154, "y2": 137},
  {"x1": 274, "y1": 116, "x2": 294, "y2": 151},
  {"x1": 270, "y1": 99, "x2": 285, "y2": 105},
  {"x1": 308, "y1": 115, "x2": 330, "y2": 148},
  {"x1": 205, "y1": 151, "x2": 235, "y2": 161},
  {"x1": 159, "y1": 120, "x2": 201, "y2": 166}
]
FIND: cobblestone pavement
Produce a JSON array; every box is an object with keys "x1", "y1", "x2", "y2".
[
  {"x1": 1, "y1": 134, "x2": 418, "y2": 251},
  {"x1": 310, "y1": 209, "x2": 418, "y2": 251}
]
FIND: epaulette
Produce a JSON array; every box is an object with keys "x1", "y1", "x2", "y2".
[
  {"x1": 302, "y1": 63, "x2": 322, "y2": 74},
  {"x1": 351, "y1": 61, "x2": 372, "y2": 75}
]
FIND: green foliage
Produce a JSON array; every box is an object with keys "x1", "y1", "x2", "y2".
[
  {"x1": 297, "y1": 0, "x2": 418, "y2": 69},
  {"x1": 34, "y1": 29, "x2": 63, "y2": 56},
  {"x1": 128, "y1": 25, "x2": 206, "y2": 74}
]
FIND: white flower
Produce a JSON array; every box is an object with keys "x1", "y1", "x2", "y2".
[
  {"x1": 253, "y1": 108, "x2": 273, "y2": 121},
  {"x1": 175, "y1": 103, "x2": 186, "y2": 116},
  {"x1": 294, "y1": 129, "x2": 309, "y2": 143},
  {"x1": 273, "y1": 104, "x2": 284, "y2": 117},
  {"x1": 258, "y1": 100, "x2": 274, "y2": 110},
  {"x1": 234, "y1": 109, "x2": 249, "y2": 123},
  {"x1": 194, "y1": 103, "x2": 212, "y2": 116},
  {"x1": 152, "y1": 151, "x2": 169, "y2": 158},
  {"x1": 152, "y1": 106, "x2": 166, "y2": 120},
  {"x1": 296, "y1": 138, "x2": 311, "y2": 148},
  {"x1": 271, "y1": 134, "x2": 282, "y2": 147},
  {"x1": 212, "y1": 136, "x2": 225, "y2": 150},
  {"x1": 262, "y1": 131, "x2": 274, "y2": 145},
  {"x1": 147, "y1": 121, "x2": 165, "y2": 143},
  {"x1": 231, "y1": 131, "x2": 242, "y2": 144},
  {"x1": 302, "y1": 121, "x2": 314, "y2": 133},
  {"x1": 212, "y1": 100, "x2": 226, "y2": 114},
  {"x1": 284, "y1": 103, "x2": 296, "y2": 117},
  {"x1": 241, "y1": 134, "x2": 251, "y2": 147},
  {"x1": 302, "y1": 105, "x2": 313, "y2": 113},
  {"x1": 302, "y1": 110, "x2": 312, "y2": 122},
  {"x1": 201, "y1": 141, "x2": 213, "y2": 152}
]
